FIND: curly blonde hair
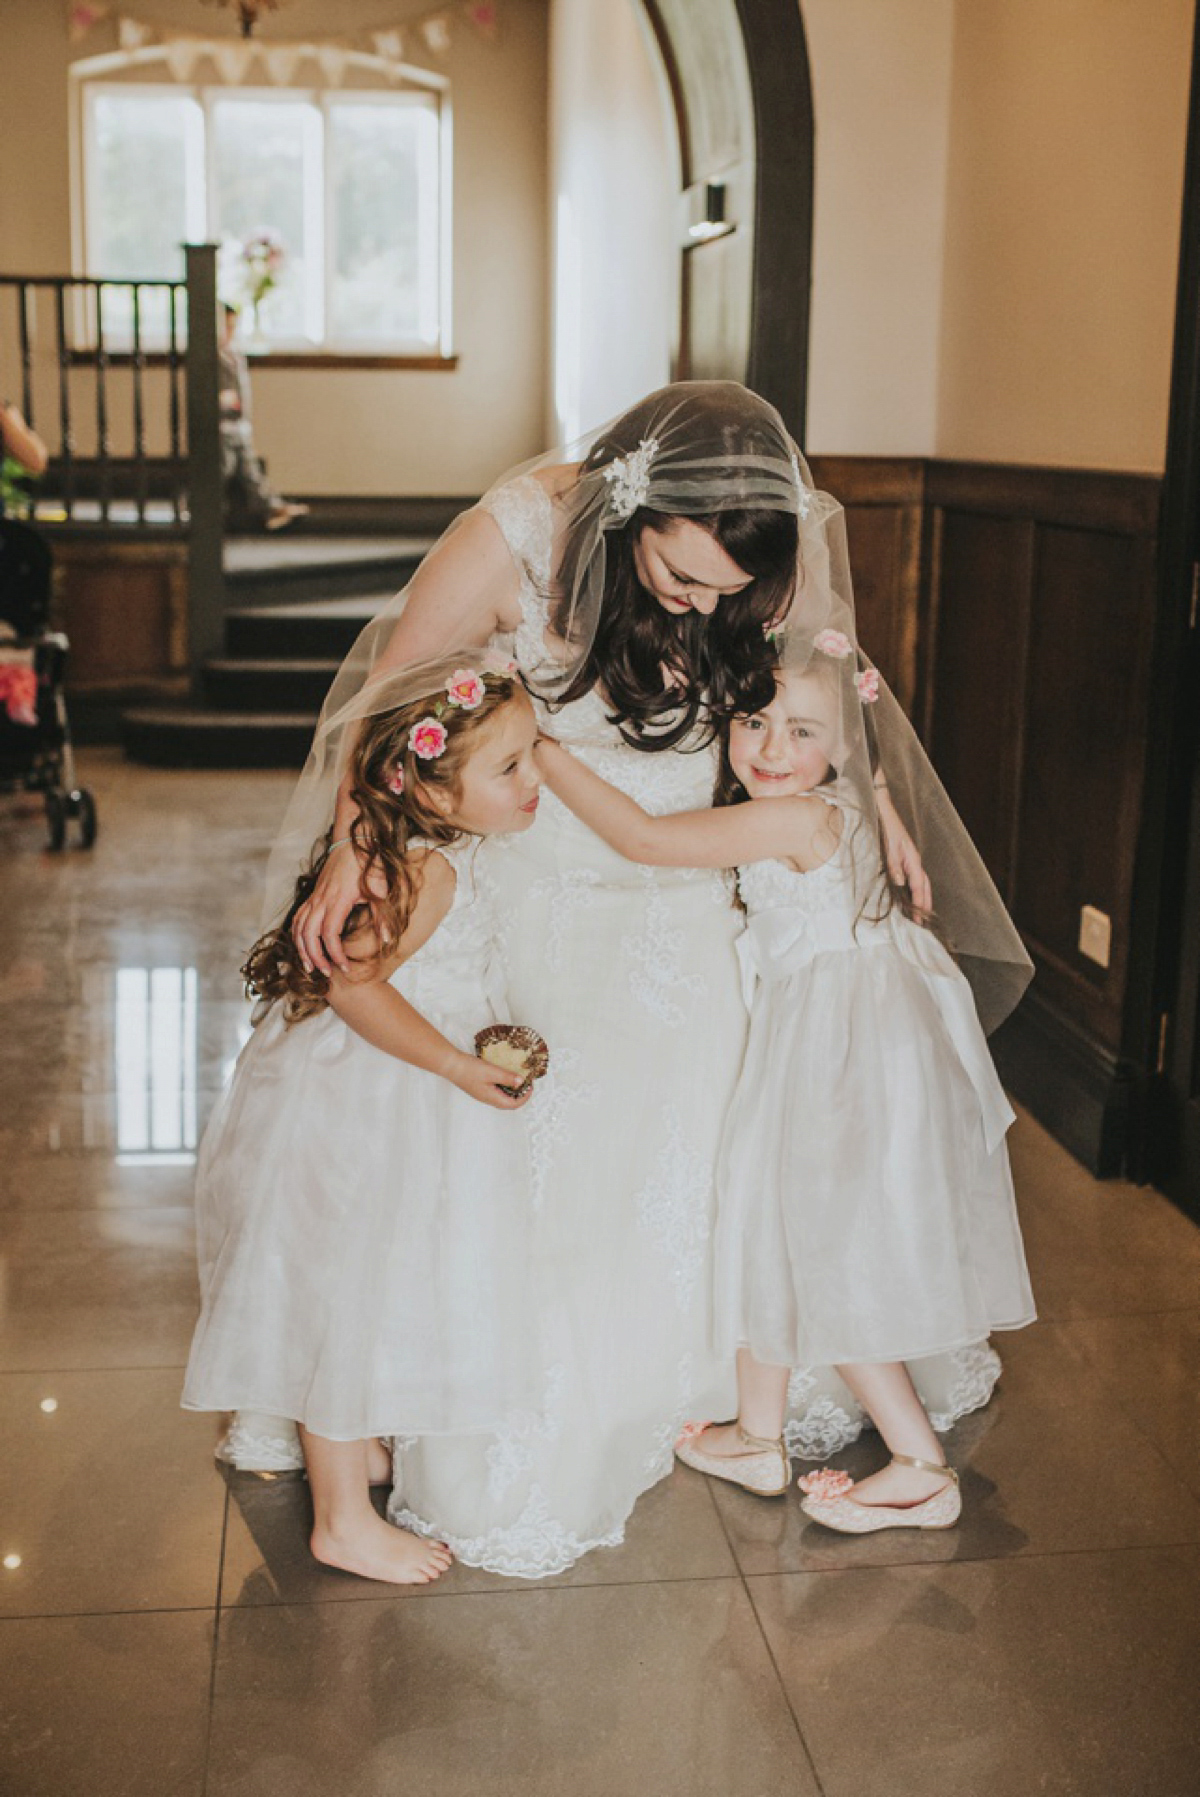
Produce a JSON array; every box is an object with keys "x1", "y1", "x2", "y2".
[{"x1": 244, "y1": 672, "x2": 526, "y2": 1023}]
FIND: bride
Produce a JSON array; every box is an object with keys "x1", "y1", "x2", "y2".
[{"x1": 228, "y1": 382, "x2": 1029, "y2": 1577}]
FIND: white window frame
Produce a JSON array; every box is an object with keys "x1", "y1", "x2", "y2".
[{"x1": 74, "y1": 66, "x2": 451, "y2": 356}]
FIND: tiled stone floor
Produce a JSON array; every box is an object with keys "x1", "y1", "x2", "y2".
[{"x1": 2, "y1": 750, "x2": 1199, "y2": 1796}]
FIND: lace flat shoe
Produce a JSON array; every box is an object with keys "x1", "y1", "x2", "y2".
[
  {"x1": 674, "y1": 1422, "x2": 792, "y2": 1497},
  {"x1": 799, "y1": 1453, "x2": 961, "y2": 1533}
]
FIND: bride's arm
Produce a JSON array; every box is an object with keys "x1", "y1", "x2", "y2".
[
  {"x1": 536, "y1": 740, "x2": 833, "y2": 871},
  {"x1": 873, "y1": 779, "x2": 932, "y2": 914},
  {"x1": 295, "y1": 510, "x2": 522, "y2": 977}
]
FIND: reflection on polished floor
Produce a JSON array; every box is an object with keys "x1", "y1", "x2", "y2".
[{"x1": 2, "y1": 750, "x2": 1199, "y2": 1797}]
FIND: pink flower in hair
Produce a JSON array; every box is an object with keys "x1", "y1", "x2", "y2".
[
  {"x1": 387, "y1": 764, "x2": 405, "y2": 796},
  {"x1": 409, "y1": 717, "x2": 448, "y2": 760},
  {"x1": 855, "y1": 668, "x2": 881, "y2": 704},
  {"x1": 446, "y1": 669, "x2": 485, "y2": 710},
  {"x1": 798, "y1": 1467, "x2": 855, "y2": 1499},
  {"x1": 813, "y1": 628, "x2": 853, "y2": 659}
]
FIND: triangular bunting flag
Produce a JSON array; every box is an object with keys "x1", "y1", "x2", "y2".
[
  {"x1": 420, "y1": 13, "x2": 453, "y2": 57},
  {"x1": 371, "y1": 28, "x2": 405, "y2": 64},
  {"x1": 162, "y1": 35, "x2": 202, "y2": 82},
  {"x1": 314, "y1": 43, "x2": 346, "y2": 84},
  {"x1": 116, "y1": 15, "x2": 154, "y2": 50},
  {"x1": 211, "y1": 39, "x2": 251, "y2": 83}
]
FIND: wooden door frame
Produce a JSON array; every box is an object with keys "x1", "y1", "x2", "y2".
[
  {"x1": 1129, "y1": 0, "x2": 1200, "y2": 1213},
  {"x1": 636, "y1": 0, "x2": 815, "y2": 446}
]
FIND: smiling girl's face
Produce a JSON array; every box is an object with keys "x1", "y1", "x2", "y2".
[
  {"x1": 632, "y1": 517, "x2": 754, "y2": 618},
  {"x1": 728, "y1": 667, "x2": 843, "y2": 799},
  {"x1": 425, "y1": 692, "x2": 542, "y2": 835}
]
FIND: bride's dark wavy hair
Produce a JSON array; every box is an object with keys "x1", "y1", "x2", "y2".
[{"x1": 548, "y1": 388, "x2": 800, "y2": 752}]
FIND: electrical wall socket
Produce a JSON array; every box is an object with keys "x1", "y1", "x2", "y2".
[{"x1": 1078, "y1": 904, "x2": 1112, "y2": 968}]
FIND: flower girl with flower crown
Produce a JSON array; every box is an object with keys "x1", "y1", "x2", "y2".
[
  {"x1": 183, "y1": 655, "x2": 543, "y2": 1585},
  {"x1": 538, "y1": 637, "x2": 1035, "y2": 1534}
]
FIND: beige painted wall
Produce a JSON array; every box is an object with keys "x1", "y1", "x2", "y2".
[
  {"x1": 0, "y1": 0, "x2": 549, "y2": 494},
  {"x1": 937, "y1": 0, "x2": 1192, "y2": 472},
  {"x1": 802, "y1": 0, "x2": 955, "y2": 459},
  {"x1": 546, "y1": 0, "x2": 676, "y2": 444}
]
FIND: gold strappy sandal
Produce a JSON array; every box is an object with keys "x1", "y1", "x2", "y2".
[
  {"x1": 799, "y1": 1453, "x2": 961, "y2": 1533},
  {"x1": 674, "y1": 1422, "x2": 792, "y2": 1497}
]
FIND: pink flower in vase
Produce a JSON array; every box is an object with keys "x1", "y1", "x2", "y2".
[
  {"x1": 446, "y1": 670, "x2": 485, "y2": 710},
  {"x1": 813, "y1": 628, "x2": 853, "y2": 659},
  {"x1": 855, "y1": 668, "x2": 881, "y2": 704},
  {"x1": 409, "y1": 718, "x2": 448, "y2": 760}
]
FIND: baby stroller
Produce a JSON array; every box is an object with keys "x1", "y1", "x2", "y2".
[{"x1": 0, "y1": 515, "x2": 96, "y2": 850}]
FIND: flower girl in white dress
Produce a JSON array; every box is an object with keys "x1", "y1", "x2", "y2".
[
  {"x1": 183, "y1": 656, "x2": 543, "y2": 1583},
  {"x1": 537, "y1": 637, "x2": 1035, "y2": 1535}
]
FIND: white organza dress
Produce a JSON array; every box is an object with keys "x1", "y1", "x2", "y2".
[
  {"x1": 183, "y1": 837, "x2": 537, "y2": 1442},
  {"x1": 716, "y1": 794, "x2": 1035, "y2": 1370},
  {"x1": 386, "y1": 477, "x2": 1009, "y2": 1576}
]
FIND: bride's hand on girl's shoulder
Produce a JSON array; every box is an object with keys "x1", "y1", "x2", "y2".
[{"x1": 294, "y1": 841, "x2": 389, "y2": 978}]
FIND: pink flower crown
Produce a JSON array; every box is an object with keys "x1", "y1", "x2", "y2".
[{"x1": 388, "y1": 655, "x2": 519, "y2": 789}]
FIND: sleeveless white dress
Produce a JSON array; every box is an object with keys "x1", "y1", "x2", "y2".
[
  {"x1": 717, "y1": 796, "x2": 1035, "y2": 1369},
  {"x1": 183, "y1": 837, "x2": 538, "y2": 1441},
  {"x1": 385, "y1": 477, "x2": 1007, "y2": 1576}
]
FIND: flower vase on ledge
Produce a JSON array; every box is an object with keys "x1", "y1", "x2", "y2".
[{"x1": 244, "y1": 300, "x2": 268, "y2": 354}]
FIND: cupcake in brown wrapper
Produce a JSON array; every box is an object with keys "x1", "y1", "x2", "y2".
[{"x1": 474, "y1": 1023, "x2": 550, "y2": 1099}]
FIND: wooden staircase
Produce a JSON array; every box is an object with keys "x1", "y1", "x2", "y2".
[{"x1": 122, "y1": 509, "x2": 466, "y2": 767}]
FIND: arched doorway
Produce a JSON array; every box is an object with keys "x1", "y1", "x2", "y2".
[{"x1": 639, "y1": 0, "x2": 815, "y2": 444}]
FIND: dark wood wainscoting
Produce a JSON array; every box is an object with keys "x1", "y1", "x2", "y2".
[{"x1": 810, "y1": 454, "x2": 1163, "y2": 1176}]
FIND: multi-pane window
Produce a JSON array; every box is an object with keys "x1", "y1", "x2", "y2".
[{"x1": 82, "y1": 83, "x2": 447, "y2": 351}]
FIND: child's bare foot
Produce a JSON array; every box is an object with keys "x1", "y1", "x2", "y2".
[
  {"x1": 847, "y1": 1459, "x2": 952, "y2": 1508},
  {"x1": 366, "y1": 1438, "x2": 393, "y2": 1486},
  {"x1": 310, "y1": 1512, "x2": 453, "y2": 1584}
]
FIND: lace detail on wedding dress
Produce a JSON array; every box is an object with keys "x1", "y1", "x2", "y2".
[
  {"x1": 525, "y1": 865, "x2": 601, "y2": 974},
  {"x1": 784, "y1": 1368, "x2": 863, "y2": 1461},
  {"x1": 782, "y1": 1342, "x2": 1004, "y2": 1462},
  {"x1": 926, "y1": 1342, "x2": 1002, "y2": 1431},
  {"x1": 527, "y1": 1046, "x2": 599, "y2": 1212},
  {"x1": 393, "y1": 1485, "x2": 626, "y2": 1581},
  {"x1": 636, "y1": 1109, "x2": 712, "y2": 1311},
  {"x1": 624, "y1": 870, "x2": 707, "y2": 1026},
  {"x1": 479, "y1": 476, "x2": 554, "y2": 676},
  {"x1": 216, "y1": 1414, "x2": 305, "y2": 1473},
  {"x1": 642, "y1": 1351, "x2": 697, "y2": 1480},
  {"x1": 483, "y1": 1363, "x2": 567, "y2": 1503}
]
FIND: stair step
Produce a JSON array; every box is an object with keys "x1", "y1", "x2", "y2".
[
  {"x1": 122, "y1": 705, "x2": 317, "y2": 768},
  {"x1": 202, "y1": 656, "x2": 341, "y2": 712},
  {"x1": 225, "y1": 593, "x2": 392, "y2": 658},
  {"x1": 223, "y1": 534, "x2": 432, "y2": 607}
]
